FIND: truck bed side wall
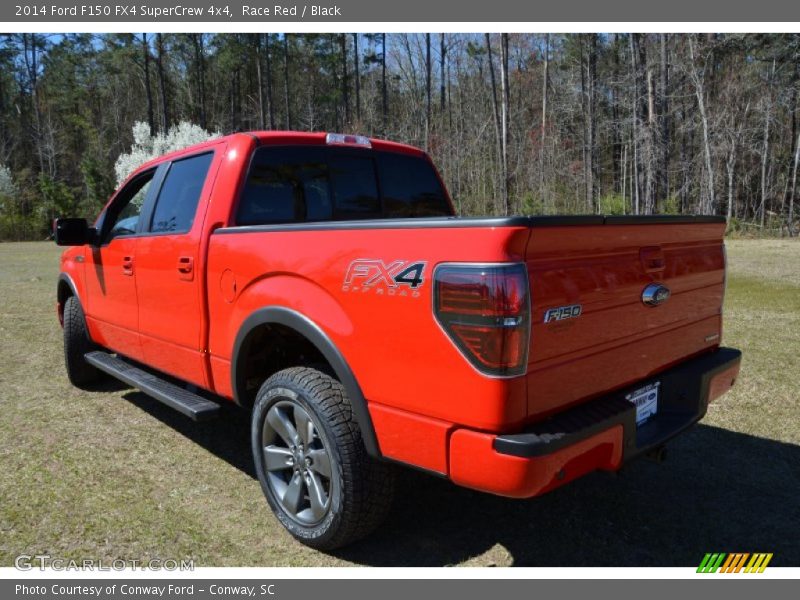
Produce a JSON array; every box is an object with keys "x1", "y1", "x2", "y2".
[{"x1": 205, "y1": 226, "x2": 531, "y2": 471}]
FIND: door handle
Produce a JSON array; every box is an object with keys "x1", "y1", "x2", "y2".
[
  {"x1": 177, "y1": 256, "x2": 194, "y2": 281},
  {"x1": 122, "y1": 256, "x2": 134, "y2": 276}
]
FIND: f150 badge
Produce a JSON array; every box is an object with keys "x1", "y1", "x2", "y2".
[
  {"x1": 543, "y1": 304, "x2": 582, "y2": 323},
  {"x1": 343, "y1": 259, "x2": 426, "y2": 298}
]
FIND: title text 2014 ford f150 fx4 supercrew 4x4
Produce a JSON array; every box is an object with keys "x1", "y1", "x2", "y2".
[{"x1": 54, "y1": 131, "x2": 741, "y2": 549}]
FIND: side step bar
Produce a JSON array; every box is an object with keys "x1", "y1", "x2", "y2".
[{"x1": 85, "y1": 351, "x2": 221, "y2": 421}]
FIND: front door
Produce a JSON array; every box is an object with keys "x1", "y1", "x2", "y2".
[{"x1": 83, "y1": 167, "x2": 160, "y2": 362}]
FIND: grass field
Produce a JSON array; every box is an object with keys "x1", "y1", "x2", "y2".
[{"x1": 0, "y1": 239, "x2": 798, "y2": 567}]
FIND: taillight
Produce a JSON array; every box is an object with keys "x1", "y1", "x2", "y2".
[{"x1": 433, "y1": 263, "x2": 530, "y2": 377}]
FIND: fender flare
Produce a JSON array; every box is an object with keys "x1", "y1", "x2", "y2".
[
  {"x1": 58, "y1": 272, "x2": 79, "y2": 303},
  {"x1": 57, "y1": 273, "x2": 86, "y2": 330},
  {"x1": 232, "y1": 306, "x2": 381, "y2": 458}
]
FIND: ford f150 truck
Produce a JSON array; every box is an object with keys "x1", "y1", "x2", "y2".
[{"x1": 54, "y1": 131, "x2": 741, "y2": 550}]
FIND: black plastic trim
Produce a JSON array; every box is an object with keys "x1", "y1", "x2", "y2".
[
  {"x1": 525, "y1": 215, "x2": 607, "y2": 226},
  {"x1": 214, "y1": 214, "x2": 724, "y2": 235},
  {"x1": 493, "y1": 347, "x2": 742, "y2": 459},
  {"x1": 57, "y1": 272, "x2": 79, "y2": 303},
  {"x1": 85, "y1": 351, "x2": 221, "y2": 422},
  {"x1": 241, "y1": 132, "x2": 261, "y2": 146},
  {"x1": 231, "y1": 306, "x2": 381, "y2": 458},
  {"x1": 57, "y1": 273, "x2": 96, "y2": 343},
  {"x1": 604, "y1": 214, "x2": 726, "y2": 225},
  {"x1": 135, "y1": 162, "x2": 169, "y2": 237}
]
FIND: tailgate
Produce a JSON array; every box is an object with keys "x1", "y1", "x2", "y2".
[{"x1": 524, "y1": 217, "x2": 726, "y2": 420}]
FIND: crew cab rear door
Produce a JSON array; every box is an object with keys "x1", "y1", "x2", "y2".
[{"x1": 134, "y1": 148, "x2": 220, "y2": 388}]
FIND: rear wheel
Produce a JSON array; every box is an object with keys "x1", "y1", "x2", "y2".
[
  {"x1": 251, "y1": 367, "x2": 395, "y2": 550},
  {"x1": 63, "y1": 296, "x2": 102, "y2": 388}
]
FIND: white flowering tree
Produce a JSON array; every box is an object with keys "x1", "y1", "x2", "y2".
[
  {"x1": 0, "y1": 164, "x2": 20, "y2": 238},
  {"x1": 114, "y1": 121, "x2": 221, "y2": 185},
  {"x1": 0, "y1": 164, "x2": 17, "y2": 220},
  {"x1": 0, "y1": 164, "x2": 16, "y2": 204}
]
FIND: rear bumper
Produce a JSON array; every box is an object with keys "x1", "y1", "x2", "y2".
[{"x1": 448, "y1": 347, "x2": 741, "y2": 498}]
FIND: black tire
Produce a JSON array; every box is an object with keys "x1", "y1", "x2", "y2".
[
  {"x1": 63, "y1": 296, "x2": 102, "y2": 388},
  {"x1": 251, "y1": 367, "x2": 395, "y2": 550}
]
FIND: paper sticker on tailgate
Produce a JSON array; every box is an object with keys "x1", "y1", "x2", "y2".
[{"x1": 626, "y1": 382, "x2": 660, "y2": 426}]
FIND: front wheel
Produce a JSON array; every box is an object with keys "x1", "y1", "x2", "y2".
[
  {"x1": 63, "y1": 296, "x2": 102, "y2": 388},
  {"x1": 251, "y1": 367, "x2": 395, "y2": 550}
]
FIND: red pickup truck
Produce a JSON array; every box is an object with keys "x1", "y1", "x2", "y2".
[{"x1": 55, "y1": 131, "x2": 741, "y2": 549}]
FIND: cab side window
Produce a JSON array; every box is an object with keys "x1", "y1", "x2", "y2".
[
  {"x1": 102, "y1": 170, "x2": 155, "y2": 244},
  {"x1": 149, "y1": 153, "x2": 214, "y2": 234}
]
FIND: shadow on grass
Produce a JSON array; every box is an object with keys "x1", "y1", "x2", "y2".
[
  {"x1": 87, "y1": 378, "x2": 132, "y2": 394},
  {"x1": 121, "y1": 390, "x2": 800, "y2": 567}
]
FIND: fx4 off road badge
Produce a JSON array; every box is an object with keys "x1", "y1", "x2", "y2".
[{"x1": 343, "y1": 259, "x2": 426, "y2": 298}]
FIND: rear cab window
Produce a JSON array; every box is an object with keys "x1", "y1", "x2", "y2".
[{"x1": 236, "y1": 145, "x2": 452, "y2": 225}]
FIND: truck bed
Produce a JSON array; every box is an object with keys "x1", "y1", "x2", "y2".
[{"x1": 208, "y1": 214, "x2": 726, "y2": 432}]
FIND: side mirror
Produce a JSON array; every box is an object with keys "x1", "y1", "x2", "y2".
[{"x1": 53, "y1": 218, "x2": 97, "y2": 246}]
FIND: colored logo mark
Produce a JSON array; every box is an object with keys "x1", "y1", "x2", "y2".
[{"x1": 697, "y1": 553, "x2": 773, "y2": 573}]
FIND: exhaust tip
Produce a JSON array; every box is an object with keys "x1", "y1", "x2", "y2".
[{"x1": 646, "y1": 446, "x2": 668, "y2": 464}]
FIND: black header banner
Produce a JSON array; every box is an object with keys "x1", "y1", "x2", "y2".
[
  {"x1": 4, "y1": 0, "x2": 800, "y2": 23},
  {"x1": 2, "y1": 579, "x2": 794, "y2": 600}
]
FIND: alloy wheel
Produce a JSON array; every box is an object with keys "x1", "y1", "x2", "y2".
[{"x1": 261, "y1": 398, "x2": 334, "y2": 525}]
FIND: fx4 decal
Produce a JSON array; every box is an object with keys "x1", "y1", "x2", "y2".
[{"x1": 343, "y1": 259, "x2": 427, "y2": 297}]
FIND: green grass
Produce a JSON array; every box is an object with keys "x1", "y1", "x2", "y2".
[{"x1": 0, "y1": 239, "x2": 798, "y2": 567}]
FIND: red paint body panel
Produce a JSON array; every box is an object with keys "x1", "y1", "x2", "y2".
[
  {"x1": 449, "y1": 426, "x2": 623, "y2": 498},
  {"x1": 368, "y1": 402, "x2": 454, "y2": 475},
  {"x1": 523, "y1": 223, "x2": 726, "y2": 422},
  {"x1": 526, "y1": 314, "x2": 722, "y2": 420},
  {"x1": 136, "y1": 232, "x2": 207, "y2": 387},
  {"x1": 209, "y1": 355, "x2": 233, "y2": 398},
  {"x1": 57, "y1": 131, "x2": 740, "y2": 499},
  {"x1": 83, "y1": 237, "x2": 143, "y2": 361},
  {"x1": 58, "y1": 248, "x2": 86, "y2": 317},
  {"x1": 134, "y1": 141, "x2": 226, "y2": 388},
  {"x1": 205, "y1": 226, "x2": 531, "y2": 430}
]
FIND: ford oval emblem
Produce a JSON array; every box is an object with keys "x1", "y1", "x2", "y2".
[{"x1": 642, "y1": 283, "x2": 671, "y2": 306}]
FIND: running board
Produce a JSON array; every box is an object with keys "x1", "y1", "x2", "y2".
[{"x1": 84, "y1": 351, "x2": 221, "y2": 421}]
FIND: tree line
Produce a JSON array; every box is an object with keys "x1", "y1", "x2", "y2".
[{"x1": 1, "y1": 32, "x2": 799, "y2": 240}]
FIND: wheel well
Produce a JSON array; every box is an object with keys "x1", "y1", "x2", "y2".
[
  {"x1": 237, "y1": 322, "x2": 331, "y2": 409},
  {"x1": 232, "y1": 307, "x2": 382, "y2": 457},
  {"x1": 57, "y1": 277, "x2": 75, "y2": 325},
  {"x1": 58, "y1": 278, "x2": 74, "y2": 304}
]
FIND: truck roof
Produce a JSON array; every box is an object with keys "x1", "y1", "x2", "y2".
[
  {"x1": 252, "y1": 131, "x2": 426, "y2": 157},
  {"x1": 134, "y1": 131, "x2": 426, "y2": 174}
]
